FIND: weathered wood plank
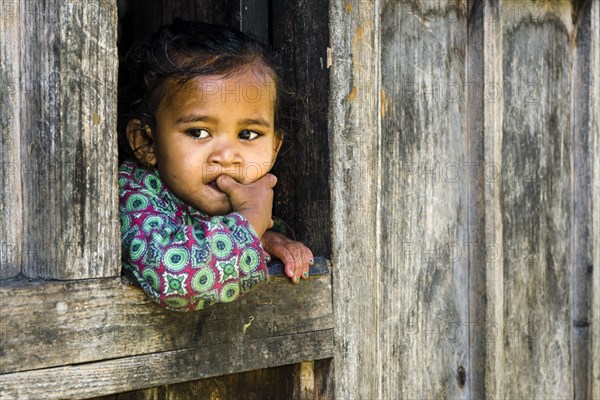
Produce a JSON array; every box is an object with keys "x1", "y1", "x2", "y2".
[
  {"x1": 478, "y1": 1, "x2": 505, "y2": 399},
  {"x1": 380, "y1": 0, "x2": 470, "y2": 397},
  {"x1": 0, "y1": 271, "x2": 333, "y2": 374},
  {"x1": 0, "y1": 330, "x2": 333, "y2": 400},
  {"x1": 499, "y1": 1, "x2": 574, "y2": 397},
  {"x1": 0, "y1": 0, "x2": 22, "y2": 278},
  {"x1": 91, "y1": 358, "x2": 333, "y2": 400},
  {"x1": 93, "y1": 363, "x2": 295, "y2": 400},
  {"x1": 313, "y1": 357, "x2": 335, "y2": 399},
  {"x1": 329, "y1": 0, "x2": 380, "y2": 399},
  {"x1": 585, "y1": 1, "x2": 600, "y2": 398},
  {"x1": 465, "y1": 1, "x2": 494, "y2": 398},
  {"x1": 572, "y1": 1, "x2": 598, "y2": 398},
  {"x1": 290, "y1": 361, "x2": 316, "y2": 399},
  {"x1": 271, "y1": 0, "x2": 331, "y2": 257},
  {"x1": 19, "y1": 0, "x2": 119, "y2": 279}
]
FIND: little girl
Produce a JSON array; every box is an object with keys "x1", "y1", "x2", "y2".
[{"x1": 118, "y1": 19, "x2": 313, "y2": 312}]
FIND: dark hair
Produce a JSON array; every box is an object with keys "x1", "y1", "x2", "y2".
[{"x1": 118, "y1": 19, "x2": 292, "y2": 164}]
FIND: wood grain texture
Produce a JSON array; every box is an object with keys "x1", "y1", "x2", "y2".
[
  {"x1": 0, "y1": 271, "x2": 333, "y2": 374},
  {"x1": 91, "y1": 358, "x2": 333, "y2": 400},
  {"x1": 0, "y1": 0, "x2": 23, "y2": 278},
  {"x1": 585, "y1": 1, "x2": 600, "y2": 398},
  {"x1": 271, "y1": 0, "x2": 331, "y2": 257},
  {"x1": 92, "y1": 365, "x2": 298, "y2": 400},
  {"x1": 18, "y1": 0, "x2": 120, "y2": 279},
  {"x1": 465, "y1": 1, "x2": 497, "y2": 398},
  {"x1": 571, "y1": 1, "x2": 598, "y2": 398},
  {"x1": 0, "y1": 330, "x2": 333, "y2": 400},
  {"x1": 312, "y1": 357, "x2": 335, "y2": 399},
  {"x1": 331, "y1": 0, "x2": 596, "y2": 398},
  {"x1": 500, "y1": 1, "x2": 574, "y2": 397},
  {"x1": 3, "y1": 0, "x2": 597, "y2": 398},
  {"x1": 329, "y1": 0, "x2": 381, "y2": 399},
  {"x1": 478, "y1": 1, "x2": 505, "y2": 399},
  {"x1": 379, "y1": 1, "x2": 470, "y2": 397}
]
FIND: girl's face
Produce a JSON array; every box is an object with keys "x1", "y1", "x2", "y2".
[{"x1": 132, "y1": 66, "x2": 282, "y2": 215}]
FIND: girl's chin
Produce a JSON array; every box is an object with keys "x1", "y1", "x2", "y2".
[
  {"x1": 194, "y1": 199, "x2": 232, "y2": 216},
  {"x1": 178, "y1": 192, "x2": 226, "y2": 215},
  {"x1": 205, "y1": 206, "x2": 233, "y2": 216}
]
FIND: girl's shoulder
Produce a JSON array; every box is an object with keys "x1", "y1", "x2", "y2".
[
  {"x1": 118, "y1": 159, "x2": 197, "y2": 217},
  {"x1": 119, "y1": 159, "x2": 163, "y2": 193}
]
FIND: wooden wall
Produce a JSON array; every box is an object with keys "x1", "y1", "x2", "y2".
[
  {"x1": 331, "y1": 0, "x2": 599, "y2": 398},
  {"x1": 1, "y1": 0, "x2": 599, "y2": 399}
]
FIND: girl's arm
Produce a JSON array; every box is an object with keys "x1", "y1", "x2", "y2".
[
  {"x1": 261, "y1": 218, "x2": 314, "y2": 285},
  {"x1": 120, "y1": 183, "x2": 269, "y2": 312}
]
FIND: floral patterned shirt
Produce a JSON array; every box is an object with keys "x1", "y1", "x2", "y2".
[{"x1": 119, "y1": 159, "x2": 269, "y2": 312}]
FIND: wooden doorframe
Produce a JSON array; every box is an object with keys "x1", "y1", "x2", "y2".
[{"x1": 1, "y1": 1, "x2": 334, "y2": 398}]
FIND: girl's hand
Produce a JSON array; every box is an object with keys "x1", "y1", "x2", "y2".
[
  {"x1": 261, "y1": 231, "x2": 314, "y2": 284},
  {"x1": 216, "y1": 173, "x2": 277, "y2": 237}
]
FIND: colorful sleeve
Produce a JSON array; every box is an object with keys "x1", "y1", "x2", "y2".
[{"x1": 120, "y1": 183, "x2": 269, "y2": 312}]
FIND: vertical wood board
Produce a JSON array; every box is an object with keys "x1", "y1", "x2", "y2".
[
  {"x1": 0, "y1": 1, "x2": 23, "y2": 278},
  {"x1": 571, "y1": 1, "x2": 598, "y2": 398},
  {"x1": 478, "y1": 0, "x2": 505, "y2": 399},
  {"x1": 329, "y1": 0, "x2": 381, "y2": 398},
  {"x1": 584, "y1": 1, "x2": 600, "y2": 398},
  {"x1": 500, "y1": 1, "x2": 574, "y2": 397},
  {"x1": 380, "y1": 0, "x2": 470, "y2": 398},
  {"x1": 465, "y1": 1, "x2": 498, "y2": 398},
  {"x1": 19, "y1": 0, "x2": 120, "y2": 279}
]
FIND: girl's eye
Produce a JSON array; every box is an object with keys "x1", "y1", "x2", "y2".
[
  {"x1": 239, "y1": 130, "x2": 261, "y2": 141},
  {"x1": 186, "y1": 128, "x2": 210, "y2": 140}
]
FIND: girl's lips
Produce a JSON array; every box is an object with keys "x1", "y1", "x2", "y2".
[{"x1": 207, "y1": 179, "x2": 221, "y2": 191}]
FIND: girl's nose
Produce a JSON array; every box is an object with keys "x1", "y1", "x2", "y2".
[{"x1": 207, "y1": 138, "x2": 242, "y2": 168}]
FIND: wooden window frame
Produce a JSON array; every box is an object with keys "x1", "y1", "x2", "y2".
[{"x1": 0, "y1": 1, "x2": 333, "y2": 398}]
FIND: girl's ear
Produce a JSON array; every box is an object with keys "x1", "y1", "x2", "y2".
[
  {"x1": 270, "y1": 131, "x2": 284, "y2": 167},
  {"x1": 126, "y1": 119, "x2": 157, "y2": 166},
  {"x1": 273, "y1": 130, "x2": 284, "y2": 155}
]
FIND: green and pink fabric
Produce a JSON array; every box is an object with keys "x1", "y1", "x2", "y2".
[{"x1": 119, "y1": 159, "x2": 269, "y2": 312}]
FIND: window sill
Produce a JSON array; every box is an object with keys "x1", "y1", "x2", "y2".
[{"x1": 0, "y1": 259, "x2": 333, "y2": 399}]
